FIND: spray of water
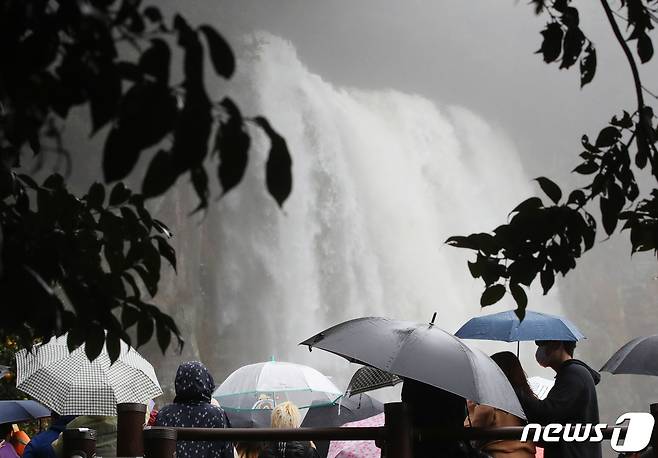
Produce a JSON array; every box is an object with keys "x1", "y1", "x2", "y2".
[{"x1": 157, "y1": 33, "x2": 563, "y2": 393}]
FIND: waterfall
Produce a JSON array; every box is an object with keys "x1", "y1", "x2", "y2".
[{"x1": 152, "y1": 32, "x2": 563, "y2": 394}]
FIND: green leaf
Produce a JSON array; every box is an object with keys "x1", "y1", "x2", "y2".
[
  {"x1": 156, "y1": 317, "x2": 171, "y2": 354},
  {"x1": 122, "y1": 304, "x2": 140, "y2": 329},
  {"x1": 510, "y1": 283, "x2": 528, "y2": 310},
  {"x1": 637, "y1": 31, "x2": 654, "y2": 64},
  {"x1": 540, "y1": 268, "x2": 555, "y2": 294},
  {"x1": 84, "y1": 325, "x2": 106, "y2": 362},
  {"x1": 137, "y1": 315, "x2": 154, "y2": 347},
  {"x1": 611, "y1": 111, "x2": 633, "y2": 129},
  {"x1": 106, "y1": 331, "x2": 121, "y2": 364},
  {"x1": 122, "y1": 273, "x2": 141, "y2": 297},
  {"x1": 86, "y1": 183, "x2": 106, "y2": 209},
  {"x1": 199, "y1": 25, "x2": 235, "y2": 78},
  {"x1": 254, "y1": 117, "x2": 293, "y2": 207},
  {"x1": 535, "y1": 177, "x2": 562, "y2": 204},
  {"x1": 133, "y1": 264, "x2": 158, "y2": 296},
  {"x1": 536, "y1": 22, "x2": 563, "y2": 63},
  {"x1": 579, "y1": 44, "x2": 596, "y2": 88},
  {"x1": 567, "y1": 190, "x2": 586, "y2": 206},
  {"x1": 154, "y1": 235, "x2": 177, "y2": 272},
  {"x1": 139, "y1": 39, "x2": 171, "y2": 84},
  {"x1": 480, "y1": 284, "x2": 506, "y2": 306},
  {"x1": 143, "y1": 6, "x2": 163, "y2": 22},
  {"x1": 510, "y1": 197, "x2": 543, "y2": 215},
  {"x1": 573, "y1": 161, "x2": 598, "y2": 175},
  {"x1": 217, "y1": 98, "x2": 250, "y2": 196},
  {"x1": 467, "y1": 260, "x2": 482, "y2": 278},
  {"x1": 142, "y1": 150, "x2": 180, "y2": 199},
  {"x1": 109, "y1": 182, "x2": 132, "y2": 206},
  {"x1": 595, "y1": 126, "x2": 621, "y2": 148},
  {"x1": 190, "y1": 167, "x2": 209, "y2": 212},
  {"x1": 66, "y1": 326, "x2": 85, "y2": 352}
]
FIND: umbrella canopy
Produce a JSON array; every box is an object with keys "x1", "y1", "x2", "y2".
[
  {"x1": 213, "y1": 361, "x2": 342, "y2": 411},
  {"x1": 455, "y1": 310, "x2": 585, "y2": 342},
  {"x1": 16, "y1": 335, "x2": 162, "y2": 416},
  {"x1": 601, "y1": 335, "x2": 658, "y2": 375},
  {"x1": 345, "y1": 367, "x2": 401, "y2": 397},
  {"x1": 302, "y1": 395, "x2": 384, "y2": 458},
  {"x1": 300, "y1": 317, "x2": 525, "y2": 419},
  {"x1": 0, "y1": 400, "x2": 50, "y2": 424},
  {"x1": 527, "y1": 376, "x2": 555, "y2": 400},
  {"x1": 327, "y1": 413, "x2": 384, "y2": 458}
]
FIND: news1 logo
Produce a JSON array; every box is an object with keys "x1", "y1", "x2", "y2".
[{"x1": 520, "y1": 412, "x2": 655, "y2": 452}]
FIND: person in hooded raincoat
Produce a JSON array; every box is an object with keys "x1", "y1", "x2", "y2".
[{"x1": 155, "y1": 361, "x2": 233, "y2": 458}]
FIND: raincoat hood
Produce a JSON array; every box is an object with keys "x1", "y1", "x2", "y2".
[
  {"x1": 174, "y1": 361, "x2": 215, "y2": 403},
  {"x1": 562, "y1": 359, "x2": 601, "y2": 385}
]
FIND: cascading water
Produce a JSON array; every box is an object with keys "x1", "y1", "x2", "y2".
[{"x1": 151, "y1": 32, "x2": 564, "y2": 396}]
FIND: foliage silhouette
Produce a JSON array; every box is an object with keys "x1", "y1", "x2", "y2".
[
  {"x1": 449, "y1": 0, "x2": 658, "y2": 319},
  {"x1": 0, "y1": 0, "x2": 292, "y2": 358}
]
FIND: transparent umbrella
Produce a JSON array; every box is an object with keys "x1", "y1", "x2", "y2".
[{"x1": 213, "y1": 361, "x2": 342, "y2": 412}]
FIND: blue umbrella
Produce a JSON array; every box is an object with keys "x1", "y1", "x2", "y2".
[
  {"x1": 455, "y1": 310, "x2": 585, "y2": 354},
  {"x1": 0, "y1": 400, "x2": 51, "y2": 424}
]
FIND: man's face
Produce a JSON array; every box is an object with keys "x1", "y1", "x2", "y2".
[{"x1": 535, "y1": 340, "x2": 560, "y2": 367}]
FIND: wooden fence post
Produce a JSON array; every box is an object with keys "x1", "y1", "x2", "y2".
[
  {"x1": 143, "y1": 427, "x2": 177, "y2": 458},
  {"x1": 63, "y1": 428, "x2": 96, "y2": 458},
  {"x1": 384, "y1": 402, "x2": 413, "y2": 458},
  {"x1": 650, "y1": 403, "x2": 658, "y2": 458},
  {"x1": 117, "y1": 402, "x2": 147, "y2": 456}
]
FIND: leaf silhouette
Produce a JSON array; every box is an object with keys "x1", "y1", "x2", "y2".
[
  {"x1": 217, "y1": 98, "x2": 250, "y2": 195},
  {"x1": 579, "y1": 44, "x2": 596, "y2": 87},
  {"x1": 254, "y1": 117, "x2": 293, "y2": 207},
  {"x1": 199, "y1": 25, "x2": 235, "y2": 78},
  {"x1": 535, "y1": 177, "x2": 562, "y2": 204},
  {"x1": 480, "y1": 284, "x2": 506, "y2": 306},
  {"x1": 142, "y1": 150, "x2": 180, "y2": 198}
]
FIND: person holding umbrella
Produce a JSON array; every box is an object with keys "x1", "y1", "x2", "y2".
[
  {"x1": 465, "y1": 352, "x2": 535, "y2": 458},
  {"x1": 515, "y1": 341, "x2": 601, "y2": 458},
  {"x1": 22, "y1": 413, "x2": 75, "y2": 458}
]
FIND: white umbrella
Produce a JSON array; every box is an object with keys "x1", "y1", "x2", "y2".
[
  {"x1": 214, "y1": 361, "x2": 342, "y2": 411},
  {"x1": 16, "y1": 334, "x2": 162, "y2": 416},
  {"x1": 528, "y1": 376, "x2": 555, "y2": 400}
]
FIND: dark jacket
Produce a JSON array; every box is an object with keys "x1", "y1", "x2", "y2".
[
  {"x1": 155, "y1": 361, "x2": 233, "y2": 458},
  {"x1": 401, "y1": 379, "x2": 472, "y2": 458},
  {"x1": 517, "y1": 359, "x2": 602, "y2": 458},
  {"x1": 23, "y1": 416, "x2": 75, "y2": 458}
]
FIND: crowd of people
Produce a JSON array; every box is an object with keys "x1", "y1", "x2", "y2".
[{"x1": 1, "y1": 340, "x2": 653, "y2": 457}]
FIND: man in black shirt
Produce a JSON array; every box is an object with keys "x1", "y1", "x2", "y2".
[{"x1": 516, "y1": 340, "x2": 602, "y2": 458}]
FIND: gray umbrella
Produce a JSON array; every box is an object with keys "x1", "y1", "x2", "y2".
[
  {"x1": 300, "y1": 316, "x2": 526, "y2": 419},
  {"x1": 601, "y1": 335, "x2": 658, "y2": 375}
]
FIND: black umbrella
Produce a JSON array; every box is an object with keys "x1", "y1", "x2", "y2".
[
  {"x1": 300, "y1": 316, "x2": 525, "y2": 419},
  {"x1": 301, "y1": 394, "x2": 384, "y2": 458},
  {"x1": 0, "y1": 400, "x2": 50, "y2": 424},
  {"x1": 224, "y1": 409, "x2": 273, "y2": 428},
  {"x1": 601, "y1": 335, "x2": 658, "y2": 375}
]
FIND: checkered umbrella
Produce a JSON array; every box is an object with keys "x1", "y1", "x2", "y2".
[
  {"x1": 345, "y1": 366, "x2": 402, "y2": 397},
  {"x1": 15, "y1": 335, "x2": 162, "y2": 416}
]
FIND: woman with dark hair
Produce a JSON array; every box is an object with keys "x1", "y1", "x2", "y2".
[{"x1": 465, "y1": 351, "x2": 535, "y2": 458}]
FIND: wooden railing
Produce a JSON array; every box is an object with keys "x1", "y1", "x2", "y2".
[{"x1": 61, "y1": 402, "x2": 658, "y2": 458}]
